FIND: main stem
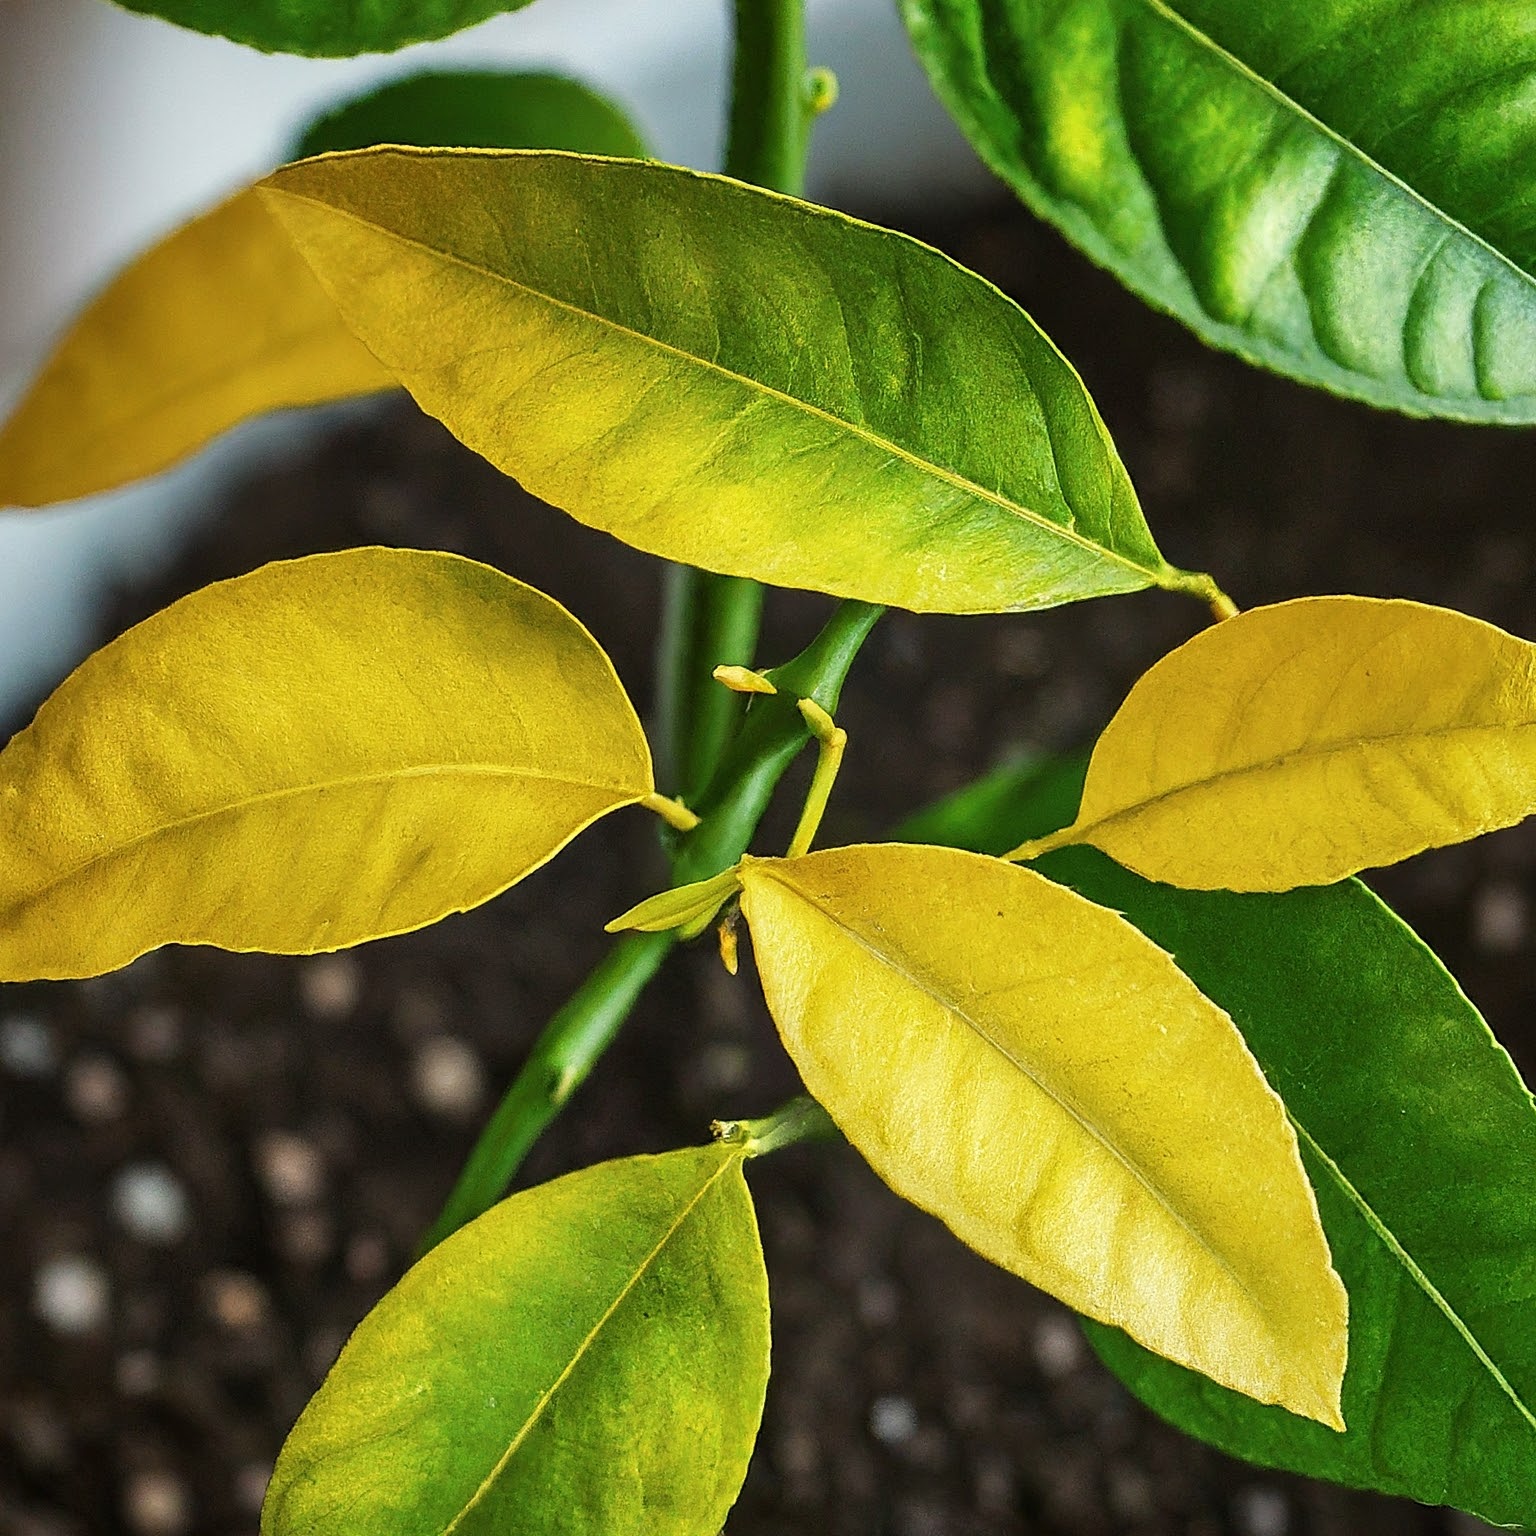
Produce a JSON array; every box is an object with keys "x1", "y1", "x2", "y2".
[
  {"x1": 662, "y1": 0, "x2": 813, "y2": 803},
  {"x1": 421, "y1": 0, "x2": 846, "y2": 1255}
]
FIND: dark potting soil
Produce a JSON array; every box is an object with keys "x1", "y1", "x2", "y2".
[{"x1": 3, "y1": 194, "x2": 1534, "y2": 1536}]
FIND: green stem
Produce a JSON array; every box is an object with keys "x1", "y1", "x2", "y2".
[
  {"x1": 714, "y1": 1094, "x2": 841, "y2": 1156},
  {"x1": 421, "y1": 0, "x2": 855, "y2": 1254},
  {"x1": 725, "y1": 0, "x2": 811, "y2": 196},
  {"x1": 423, "y1": 600, "x2": 881, "y2": 1251},
  {"x1": 418, "y1": 930, "x2": 673, "y2": 1256},
  {"x1": 672, "y1": 600, "x2": 882, "y2": 886}
]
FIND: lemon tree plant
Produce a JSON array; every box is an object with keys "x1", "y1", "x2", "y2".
[{"x1": 3, "y1": 0, "x2": 1536, "y2": 1529}]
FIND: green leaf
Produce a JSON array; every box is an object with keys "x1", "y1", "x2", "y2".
[
  {"x1": 901, "y1": 0, "x2": 1536, "y2": 423},
  {"x1": 906, "y1": 764, "x2": 1536, "y2": 1525},
  {"x1": 293, "y1": 69, "x2": 651, "y2": 160},
  {"x1": 263, "y1": 1143, "x2": 770, "y2": 1536},
  {"x1": 111, "y1": 0, "x2": 535, "y2": 57},
  {"x1": 259, "y1": 147, "x2": 1222, "y2": 615},
  {"x1": 0, "y1": 189, "x2": 393, "y2": 507},
  {"x1": 736, "y1": 844, "x2": 1348, "y2": 1425},
  {"x1": 0, "y1": 548, "x2": 655, "y2": 980}
]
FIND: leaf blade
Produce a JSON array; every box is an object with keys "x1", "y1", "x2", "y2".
[
  {"x1": 263, "y1": 1144, "x2": 769, "y2": 1536},
  {"x1": 736, "y1": 842, "x2": 1347, "y2": 1424},
  {"x1": 293, "y1": 69, "x2": 650, "y2": 160},
  {"x1": 1026, "y1": 596, "x2": 1536, "y2": 890},
  {"x1": 901, "y1": 0, "x2": 1536, "y2": 422},
  {"x1": 0, "y1": 547, "x2": 653, "y2": 979},
  {"x1": 1045, "y1": 848, "x2": 1536, "y2": 1528},
  {"x1": 112, "y1": 0, "x2": 535, "y2": 57},
  {"x1": 259, "y1": 147, "x2": 1202, "y2": 615},
  {"x1": 0, "y1": 189, "x2": 393, "y2": 508}
]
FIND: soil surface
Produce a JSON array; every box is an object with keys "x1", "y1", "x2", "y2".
[{"x1": 4, "y1": 194, "x2": 1534, "y2": 1536}]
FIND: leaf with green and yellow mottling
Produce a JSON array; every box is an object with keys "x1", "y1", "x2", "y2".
[
  {"x1": 259, "y1": 147, "x2": 1222, "y2": 615},
  {"x1": 263, "y1": 1144, "x2": 769, "y2": 1535}
]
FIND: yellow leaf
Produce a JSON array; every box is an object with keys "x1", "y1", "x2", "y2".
[
  {"x1": 0, "y1": 189, "x2": 392, "y2": 507},
  {"x1": 0, "y1": 548, "x2": 653, "y2": 979},
  {"x1": 1011, "y1": 596, "x2": 1536, "y2": 890},
  {"x1": 605, "y1": 868, "x2": 742, "y2": 934},
  {"x1": 737, "y1": 843, "x2": 1348, "y2": 1425}
]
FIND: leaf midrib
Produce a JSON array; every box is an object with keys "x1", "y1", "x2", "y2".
[
  {"x1": 440, "y1": 1152, "x2": 737, "y2": 1534},
  {"x1": 1136, "y1": 0, "x2": 1536, "y2": 300},
  {"x1": 755, "y1": 862, "x2": 1277, "y2": 1330},
  {"x1": 263, "y1": 176, "x2": 1167, "y2": 588},
  {"x1": 1293, "y1": 1121, "x2": 1536, "y2": 1438},
  {"x1": 9, "y1": 760, "x2": 643, "y2": 910},
  {"x1": 1075, "y1": 715, "x2": 1536, "y2": 845}
]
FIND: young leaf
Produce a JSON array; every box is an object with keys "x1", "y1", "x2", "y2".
[
  {"x1": 112, "y1": 0, "x2": 535, "y2": 57},
  {"x1": 263, "y1": 1144, "x2": 770, "y2": 1536},
  {"x1": 294, "y1": 69, "x2": 651, "y2": 161},
  {"x1": 735, "y1": 842, "x2": 1348, "y2": 1425},
  {"x1": 0, "y1": 548, "x2": 654, "y2": 980},
  {"x1": 0, "y1": 190, "x2": 392, "y2": 507},
  {"x1": 901, "y1": 0, "x2": 1536, "y2": 423},
  {"x1": 1012, "y1": 596, "x2": 1536, "y2": 890},
  {"x1": 1051, "y1": 850, "x2": 1536, "y2": 1530},
  {"x1": 258, "y1": 147, "x2": 1221, "y2": 615}
]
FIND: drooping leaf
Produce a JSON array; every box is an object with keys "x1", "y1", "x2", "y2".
[
  {"x1": 0, "y1": 88, "x2": 649, "y2": 512},
  {"x1": 908, "y1": 759, "x2": 1536, "y2": 1526},
  {"x1": 735, "y1": 842, "x2": 1348, "y2": 1424},
  {"x1": 263, "y1": 1143, "x2": 769, "y2": 1536},
  {"x1": 258, "y1": 147, "x2": 1223, "y2": 615},
  {"x1": 1011, "y1": 596, "x2": 1536, "y2": 890},
  {"x1": 0, "y1": 190, "x2": 392, "y2": 508},
  {"x1": 0, "y1": 547, "x2": 654, "y2": 980},
  {"x1": 111, "y1": 0, "x2": 534, "y2": 57},
  {"x1": 294, "y1": 69, "x2": 650, "y2": 160},
  {"x1": 901, "y1": 0, "x2": 1536, "y2": 423}
]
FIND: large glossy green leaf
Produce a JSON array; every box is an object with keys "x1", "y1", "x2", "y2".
[
  {"x1": 0, "y1": 548, "x2": 655, "y2": 979},
  {"x1": 293, "y1": 70, "x2": 650, "y2": 160},
  {"x1": 263, "y1": 1144, "x2": 769, "y2": 1535},
  {"x1": 903, "y1": 767, "x2": 1536, "y2": 1526},
  {"x1": 901, "y1": 0, "x2": 1536, "y2": 422},
  {"x1": 111, "y1": 0, "x2": 535, "y2": 57},
  {"x1": 259, "y1": 148, "x2": 1224, "y2": 615}
]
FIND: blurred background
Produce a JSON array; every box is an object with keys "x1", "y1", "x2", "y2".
[{"x1": 2, "y1": 3, "x2": 1533, "y2": 1535}]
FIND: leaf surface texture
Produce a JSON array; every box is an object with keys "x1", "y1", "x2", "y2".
[
  {"x1": 736, "y1": 842, "x2": 1347, "y2": 1423},
  {"x1": 263, "y1": 1145, "x2": 769, "y2": 1535},
  {"x1": 1030, "y1": 596, "x2": 1536, "y2": 889},
  {"x1": 260, "y1": 147, "x2": 1201, "y2": 614},
  {"x1": 0, "y1": 548, "x2": 652, "y2": 979},
  {"x1": 902, "y1": 0, "x2": 1536, "y2": 421},
  {"x1": 112, "y1": 0, "x2": 535, "y2": 57}
]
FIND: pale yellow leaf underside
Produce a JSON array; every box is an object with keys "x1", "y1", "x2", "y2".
[
  {"x1": 0, "y1": 189, "x2": 393, "y2": 507},
  {"x1": 738, "y1": 843, "x2": 1347, "y2": 1425},
  {"x1": 0, "y1": 548, "x2": 652, "y2": 979},
  {"x1": 1032, "y1": 596, "x2": 1536, "y2": 890}
]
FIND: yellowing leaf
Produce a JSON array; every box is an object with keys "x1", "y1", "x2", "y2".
[
  {"x1": 0, "y1": 548, "x2": 653, "y2": 979},
  {"x1": 1012, "y1": 597, "x2": 1536, "y2": 891},
  {"x1": 736, "y1": 843, "x2": 1347, "y2": 1425},
  {"x1": 0, "y1": 191, "x2": 392, "y2": 507},
  {"x1": 264, "y1": 1145, "x2": 769, "y2": 1536},
  {"x1": 258, "y1": 148, "x2": 1224, "y2": 615}
]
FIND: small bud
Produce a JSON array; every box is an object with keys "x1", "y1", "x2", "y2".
[
  {"x1": 712, "y1": 664, "x2": 777, "y2": 695},
  {"x1": 717, "y1": 912, "x2": 740, "y2": 975}
]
